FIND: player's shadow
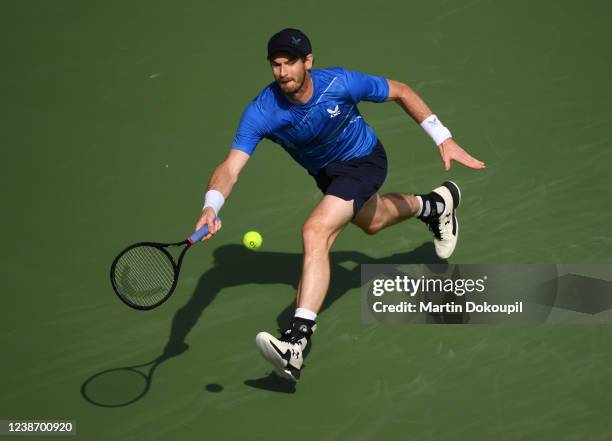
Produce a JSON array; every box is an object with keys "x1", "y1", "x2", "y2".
[
  {"x1": 81, "y1": 241, "x2": 444, "y2": 406},
  {"x1": 163, "y1": 242, "x2": 443, "y2": 394}
]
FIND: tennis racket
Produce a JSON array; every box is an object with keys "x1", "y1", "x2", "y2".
[{"x1": 110, "y1": 222, "x2": 217, "y2": 310}]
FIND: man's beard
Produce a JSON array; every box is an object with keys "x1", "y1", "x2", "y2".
[{"x1": 278, "y1": 73, "x2": 306, "y2": 95}]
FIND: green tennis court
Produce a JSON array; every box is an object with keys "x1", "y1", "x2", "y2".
[{"x1": 2, "y1": 0, "x2": 611, "y2": 439}]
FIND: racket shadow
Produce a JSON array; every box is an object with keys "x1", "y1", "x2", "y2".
[
  {"x1": 81, "y1": 339, "x2": 198, "y2": 407},
  {"x1": 81, "y1": 356, "x2": 163, "y2": 407}
]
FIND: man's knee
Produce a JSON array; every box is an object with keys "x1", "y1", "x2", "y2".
[
  {"x1": 302, "y1": 220, "x2": 331, "y2": 244},
  {"x1": 303, "y1": 217, "x2": 343, "y2": 252},
  {"x1": 302, "y1": 195, "x2": 353, "y2": 250}
]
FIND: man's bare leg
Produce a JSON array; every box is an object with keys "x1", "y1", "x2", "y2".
[
  {"x1": 352, "y1": 182, "x2": 461, "y2": 259},
  {"x1": 296, "y1": 195, "x2": 355, "y2": 312},
  {"x1": 255, "y1": 194, "x2": 354, "y2": 382},
  {"x1": 352, "y1": 192, "x2": 420, "y2": 235}
]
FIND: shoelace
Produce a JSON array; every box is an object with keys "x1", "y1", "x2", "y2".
[
  {"x1": 425, "y1": 213, "x2": 452, "y2": 241},
  {"x1": 281, "y1": 329, "x2": 301, "y2": 344},
  {"x1": 280, "y1": 331, "x2": 305, "y2": 359},
  {"x1": 427, "y1": 219, "x2": 442, "y2": 240}
]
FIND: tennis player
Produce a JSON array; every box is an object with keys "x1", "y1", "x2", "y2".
[{"x1": 195, "y1": 28, "x2": 485, "y2": 382}]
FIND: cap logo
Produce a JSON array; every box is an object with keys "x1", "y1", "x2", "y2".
[{"x1": 291, "y1": 36, "x2": 302, "y2": 45}]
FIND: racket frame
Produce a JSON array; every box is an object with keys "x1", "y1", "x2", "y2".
[{"x1": 110, "y1": 240, "x2": 191, "y2": 310}]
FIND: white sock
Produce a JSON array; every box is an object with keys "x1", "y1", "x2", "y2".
[
  {"x1": 417, "y1": 196, "x2": 445, "y2": 218},
  {"x1": 416, "y1": 196, "x2": 424, "y2": 217},
  {"x1": 294, "y1": 307, "x2": 317, "y2": 321}
]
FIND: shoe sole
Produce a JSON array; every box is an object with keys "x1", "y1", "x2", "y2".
[
  {"x1": 255, "y1": 333, "x2": 298, "y2": 382},
  {"x1": 444, "y1": 180, "x2": 460, "y2": 239}
]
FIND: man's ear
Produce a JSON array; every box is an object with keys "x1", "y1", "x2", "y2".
[{"x1": 304, "y1": 53, "x2": 314, "y2": 70}]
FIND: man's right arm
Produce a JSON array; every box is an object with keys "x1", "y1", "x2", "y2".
[{"x1": 195, "y1": 149, "x2": 251, "y2": 240}]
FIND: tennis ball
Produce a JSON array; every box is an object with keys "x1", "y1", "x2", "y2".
[{"x1": 243, "y1": 231, "x2": 263, "y2": 250}]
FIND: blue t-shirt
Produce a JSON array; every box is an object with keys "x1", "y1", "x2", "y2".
[{"x1": 231, "y1": 67, "x2": 389, "y2": 174}]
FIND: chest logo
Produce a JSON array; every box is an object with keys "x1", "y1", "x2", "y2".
[{"x1": 326, "y1": 105, "x2": 340, "y2": 118}]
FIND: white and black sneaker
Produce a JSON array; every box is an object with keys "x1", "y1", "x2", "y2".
[
  {"x1": 255, "y1": 319, "x2": 315, "y2": 382},
  {"x1": 418, "y1": 181, "x2": 461, "y2": 259}
]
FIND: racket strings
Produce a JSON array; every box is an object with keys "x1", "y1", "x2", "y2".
[{"x1": 113, "y1": 246, "x2": 176, "y2": 307}]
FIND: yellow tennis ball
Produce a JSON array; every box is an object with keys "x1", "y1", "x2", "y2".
[{"x1": 243, "y1": 231, "x2": 263, "y2": 250}]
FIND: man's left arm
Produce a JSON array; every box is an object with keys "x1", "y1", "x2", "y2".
[{"x1": 387, "y1": 79, "x2": 486, "y2": 171}]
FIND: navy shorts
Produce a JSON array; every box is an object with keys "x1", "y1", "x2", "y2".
[{"x1": 310, "y1": 141, "x2": 388, "y2": 218}]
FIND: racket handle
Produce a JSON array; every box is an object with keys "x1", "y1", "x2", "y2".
[{"x1": 188, "y1": 218, "x2": 220, "y2": 245}]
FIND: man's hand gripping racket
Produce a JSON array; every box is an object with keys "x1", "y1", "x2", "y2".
[
  {"x1": 110, "y1": 212, "x2": 221, "y2": 310},
  {"x1": 195, "y1": 207, "x2": 222, "y2": 240}
]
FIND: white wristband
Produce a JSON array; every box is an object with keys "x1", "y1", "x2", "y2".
[
  {"x1": 420, "y1": 114, "x2": 452, "y2": 146},
  {"x1": 203, "y1": 189, "x2": 225, "y2": 215}
]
